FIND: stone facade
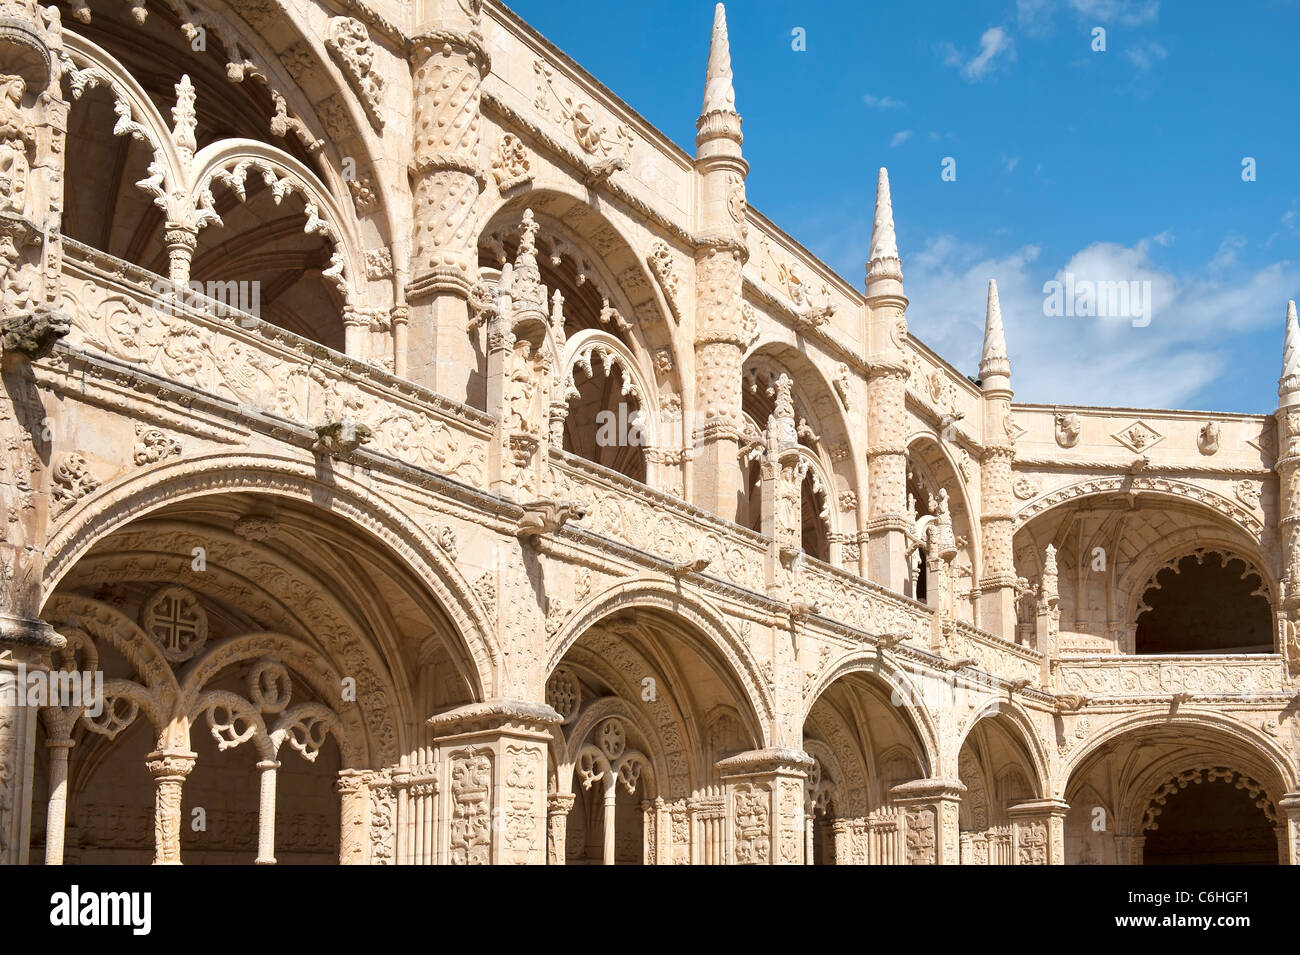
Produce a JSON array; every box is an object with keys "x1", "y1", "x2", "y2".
[{"x1": 0, "y1": 0, "x2": 1296, "y2": 866}]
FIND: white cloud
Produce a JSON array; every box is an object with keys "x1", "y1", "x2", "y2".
[
  {"x1": 1018, "y1": 0, "x2": 1159, "y2": 34},
  {"x1": 1125, "y1": 40, "x2": 1168, "y2": 70},
  {"x1": 1003, "y1": 156, "x2": 1021, "y2": 172},
  {"x1": 890, "y1": 130, "x2": 913, "y2": 147},
  {"x1": 957, "y1": 27, "x2": 1016, "y2": 81},
  {"x1": 904, "y1": 232, "x2": 1300, "y2": 409},
  {"x1": 1069, "y1": 0, "x2": 1160, "y2": 25},
  {"x1": 863, "y1": 94, "x2": 905, "y2": 110}
]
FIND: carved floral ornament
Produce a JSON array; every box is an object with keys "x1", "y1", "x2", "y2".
[
  {"x1": 533, "y1": 60, "x2": 634, "y2": 162},
  {"x1": 325, "y1": 16, "x2": 385, "y2": 132}
]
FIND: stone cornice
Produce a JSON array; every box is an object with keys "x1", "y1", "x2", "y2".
[
  {"x1": 427, "y1": 698, "x2": 562, "y2": 735},
  {"x1": 715, "y1": 747, "x2": 815, "y2": 776}
]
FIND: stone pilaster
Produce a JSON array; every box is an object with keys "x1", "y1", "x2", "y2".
[
  {"x1": 890, "y1": 778, "x2": 964, "y2": 865},
  {"x1": 546, "y1": 791, "x2": 575, "y2": 865},
  {"x1": 336, "y1": 769, "x2": 370, "y2": 865},
  {"x1": 1278, "y1": 793, "x2": 1300, "y2": 864},
  {"x1": 1008, "y1": 797, "x2": 1070, "y2": 864},
  {"x1": 428, "y1": 699, "x2": 560, "y2": 865},
  {"x1": 717, "y1": 747, "x2": 813, "y2": 865},
  {"x1": 406, "y1": 0, "x2": 490, "y2": 403}
]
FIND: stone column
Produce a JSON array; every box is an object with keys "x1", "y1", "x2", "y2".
[
  {"x1": 42, "y1": 732, "x2": 73, "y2": 865},
  {"x1": 717, "y1": 748, "x2": 813, "y2": 865},
  {"x1": 254, "y1": 758, "x2": 279, "y2": 865},
  {"x1": 406, "y1": 0, "x2": 490, "y2": 404},
  {"x1": 1008, "y1": 798, "x2": 1070, "y2": 864},
  {"x1": 547, "y1": 791, "x2": 574, "y2": 865},
  {"x1": 891, "y1": 778, "x2": 965, "y2": 865},
  {"x1": 336, "y1": 768, "x2": 370, "y2": 865},
  {"x1": 0, "y1": 621, "x2": 61, "y2": 865},
  {"x1": 145, "y1": 749, "x2": 196, "y2": 865},
  {"x1": 690, "y1": 4, "x2": 748, "y2": 522},
  {"x1": 600, "y1": 773, "x2": 617, "y2": 866},
  {"x1": 428, "y1": 699, "x2": 560, "y2": 865},
  {"x1": 863, "y1": 169, "x2": 911, "y2": 594}
]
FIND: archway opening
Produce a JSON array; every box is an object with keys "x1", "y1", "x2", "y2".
[
  {"x1": 562, "y1": 351, "x2": 647, "y2": 483},
  {"x1": 1136, "y1": 552, "x2": 1272, "y2": 654},
  {"x1": 802, "y1": 669, "x2": 929, "y2": 865},
  {"x1": 1143, "y1": 779, "x2": 1276, "y2": 865}
]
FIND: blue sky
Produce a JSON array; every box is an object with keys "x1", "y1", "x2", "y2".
[{"x1": 504, "y1": 0, "x2": 1299, "y2": 413}]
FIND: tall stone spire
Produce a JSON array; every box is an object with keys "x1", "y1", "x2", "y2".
[
  {"x1": 866, "y1": 168, "x2": 902, "y2": 286},
  {"x1": 691, "y1": 2, "x2": 748, "y2": 521},
  {"x1": 862, "y1": 165, "x2": 910, "y2": 589},
  {"x1": 701, "y1": 3, "x2": 736, "y2": 116},
  {"x1": 1280, "y1": 300, "x2": 1300, "y2": 406},
  {"x1": 980, "y1": 279, "x2": 1010, "y2": 383}
]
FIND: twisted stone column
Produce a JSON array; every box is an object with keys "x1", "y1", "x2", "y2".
[
  {"x1": 406, "y1": 2, "x2": 490, "y2": 402},
  {"x1": 146, "y1": 749, "x2": 196, "y2": 865}
]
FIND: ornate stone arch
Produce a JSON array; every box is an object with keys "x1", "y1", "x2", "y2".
[
  {"x1": 55, "y1": 520, "x2": 417, "y2": 767},
  {"x1": 39, "y1": 452, "x2": 500, "y2": 702},
  {"x1": 801, "y1": 652, "x2": 939, "y2": 780},
  {"x1": 1061, "y1": 710, "x2": 1299, "y2": 795},
  {"x1": 179, "y1": 630, "x2": 368, "y2": 766},
  {"x1": 190, "y1": 141, "x2": 365, "y2": 306},
  {"x1": 907, "y1": 432, "x2": 980, "y2": 584},
  {"x1": 58, "y1": 30, "x2": 185, "y2": 199},
  {"x1": 555, "y1": 695, "x2": 668, "y2": 801},
  {"x1": 742, "y1": 345, "x2": 860, "y2": 498},
  {"x1": 545, "y1": 575, "x2": 775, "y2": 748},
  {"x1": 562, "y1": 327, "x2": 659, "y2": 445},
  {"x1": 952, "y1": 699, "x2": 1050, "y2": 802},
  {"x1": 1014, "y1": 477, "x2": 1264, "y2": 540},
  {"x1": 477, "y1": 189, "x2": 680, "y2": 390}
]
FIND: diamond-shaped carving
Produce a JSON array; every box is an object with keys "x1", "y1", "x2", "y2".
[{"x1": 1112, "y1": 420, "x2": 1164, "y2": 454}]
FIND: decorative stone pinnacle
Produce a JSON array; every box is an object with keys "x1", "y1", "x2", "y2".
[
  {"x1": 979, "y1": 279, "x2": 1010, "y2": 381},
  {"x1": 1279, "y1": 300, "x2": 1300, "y2": 403},
  {"x1": 701, "y1": 3, "x2": 736, "y2": 116},
  {"x1": 866, "y1": 167, "x2": 902, "y2": 285}
]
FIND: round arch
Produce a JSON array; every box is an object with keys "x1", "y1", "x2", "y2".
[
  {"x1": 545, "y1": 575, "x2": 775, "y2": 748},
  {"x1": 801, "y1": 652, "x2": 940, "y2": 778},
  {"x1": 952, "y1": 699, "x2": 1050, "y2": 801},
  {"x1": 1014, "y1": 478, "x2": 1263, "y2": 541},
  {"x1": 1062, "y1": 710, "x2": 1298, "y2": 795},
  {"x1": 40, "y1": 452, "x2": 499, "y2": 701}
]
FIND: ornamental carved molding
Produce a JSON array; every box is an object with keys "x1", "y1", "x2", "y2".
[
  {"x1": 1140, "y1": 767, "x2": 1277, "y2": 832},
  {"x1": 645, "y1": 238, "x2": 683, "y2": 324},
  {"x1": 325, "y1": 16, "x2": 385, "y2": 132},
  {"x1": 533, "y1": 60, "x2": 633, "y2": 162},
  {"x1": 1013, "y1": 476, "x2": 1264, "y2": 537}
]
